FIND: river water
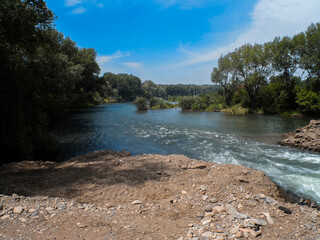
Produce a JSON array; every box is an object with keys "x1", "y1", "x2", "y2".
[{"x1": 52, "y1": 103, "x2": 320, "y2": 204}]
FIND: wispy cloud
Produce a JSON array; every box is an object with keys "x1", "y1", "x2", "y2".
[
  {"x1": 123, "y1": 62, "x2": 143, "y2": 68},
  {"x1": 71, "y1": 6, "x2": 87, "y2": 14},
  {"x1": 97, "y1": 51, "x2": 129, "y2": 64},
  {"x1": 65, "y1": 0, "x2": 83, "y2": 7},
  {"x1": 175, "y1": 0, "x2": 320, "y2": 67}
]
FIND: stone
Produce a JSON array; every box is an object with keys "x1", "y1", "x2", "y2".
[
  {"x1": 264, "y1": 196, "x2": 278, "y2": 205},
  {"x1": 181, "y1": 190, "x2": 187, "y2": 195},
  {"x1": 31, "y1": 211, "x2": 39, "y2": 217},
  {"x1": 131, "y1": 200, "x2": 143, "y2": 205},
  {"x1": 201, "y1": 218, "x2": 211, "y2": 225},
  {"x1": 209, "y1": 198, "x2": 217, "y2": 203},
  {"x1": 186, "y1": 229, "x2": 194, "y2": 238},
  {"x1": 1, "y1": 215, "x2": 10, "y2": 220},
  {"x1": 204, "y1": 204, "x2": 212, "y2": 212},
  {"x1": 77, "y1": 222, "x2": 87, "y2": 228},
  {"x1": 225, "y1": 204, "x2": 247, "y2": 219},
  {"x1": 213, "y1": 205, "x2": 226, "y2": 214},
  {"x1": 46, "y1": 207, "x2": 55, "y2": 211},
  {"x1": 13, "y1": 206, "x2": 23, "y2": 214},
  {"x1": 244, "y1": 218, "x2": 268, "y2": 226},
  {"x1": 189, "y1": 163, "x2": 207, "y2": 169},
  {"x1": 202, "y1": 195, "x2": 208, "y2": 201},
  {"x1": 262, "y1": 212, "x2": 274, "y2": 224},
  {"x1": 176, "y1": 237, "x2": 184, "y2": 240},
  {"x1": 56, "y1": 202, "x2": 67, "y2": 210},
  {"x1": 201, "y1": 231, "x2": 214, "y2": 238},
  {"x1": 28, "y1": 208, "x2": 37, "y2": 213},
  {"x1": 235, "y1": 231, "x2": 244, "y2": 238},
  {"x1": 278, "y1": 206, "x2": 292, "y2": 214},
  {"x1": 0, "y1": 204, "x2": 3, "y2": 211}
]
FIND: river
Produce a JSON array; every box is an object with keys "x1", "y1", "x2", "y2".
[{"x1": 52, "y1": 103, "x2": 320, "y2": 204}]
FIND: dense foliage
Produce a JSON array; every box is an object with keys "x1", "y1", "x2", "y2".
[
  {"x1": 210, "y1": 22, "x2": 320, "y2": 116},
  {"x1": 0, "y1": 0, "x2": 101, "y2": 162}
]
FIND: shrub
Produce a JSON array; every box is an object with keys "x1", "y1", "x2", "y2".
[
  {"x1": 179, "y1": 96, "x2": 197, "y2": 110},
  {"x1": 149, "y1": 97, "x2": 161, "y2": 108},
  {"x1": 296, "y1": 88, "x2": 320, "y2": 116},
  {"x1": 222, "y1": 104, "x2": 249, "y2": 116},
  {"x1": 133, "y1": 97, "x2": 148, "y2": 110}
]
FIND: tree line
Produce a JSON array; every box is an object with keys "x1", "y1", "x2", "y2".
[{"x1": 211, "y1": 22, "x2": 320, "y2": 115}]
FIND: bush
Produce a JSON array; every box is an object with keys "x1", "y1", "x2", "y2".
[
  {"x1": 222, "y1": 104, "x2": 249, "y2": 116},
  {"x1": 151, "y1": 100, "x2": 176, "y2": 110},
  {"x1": 296, "y1": 88, "x2": 320, "y2": 116},
  {"x1": 179, "y1": 96, "x2": 197, "y2": 110},
  {"x1": 133, "y1": 97, "x2": 148, "y2": 110},
  {"x1": 149, "y1": 97, "x2": 160, "y2": 108}
]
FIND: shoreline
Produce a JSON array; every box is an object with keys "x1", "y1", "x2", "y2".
[{"x1": 1, "y1": 150, "x2": 319, "y2": 239}]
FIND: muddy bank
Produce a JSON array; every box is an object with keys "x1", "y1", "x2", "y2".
[
  {"x1": 281, "y1": 119, "x2": 320, "y2": 152},
  {"x1": 0, "y1": 151, "x2": 320, "y2": 239}
]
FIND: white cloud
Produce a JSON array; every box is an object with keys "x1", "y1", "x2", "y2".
[
  {"x1": 71, "y1": 6, "x2": 87, "y2": 14},
  {"x1": 65, "y1": 0, "x2": 83, "y2": 7},
  {"x1": 176, "y1": 0, "x2": 320, "y2": 67},
  {"x1": 123, "y1": 62, "x2": 143, "y2": 68},
  {"x1": 97, "y1": 51, "x2": 129, "y2": 65}
]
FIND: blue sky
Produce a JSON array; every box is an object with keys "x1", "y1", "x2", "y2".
[{"x1": 46, "y1": 0, "x2": 320, "y2": 84}]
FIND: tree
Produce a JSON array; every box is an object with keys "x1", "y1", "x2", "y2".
[
  {"x1": 134, "y1": 97, "x2": 148, "y2": 110},
  {"x1": 0, "y1": 0, "x2": 55, "y2": 161}
]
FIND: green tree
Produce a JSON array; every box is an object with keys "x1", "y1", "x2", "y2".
[{"x1": 134, "y1": 97, "x2": 148, "y2": 110}]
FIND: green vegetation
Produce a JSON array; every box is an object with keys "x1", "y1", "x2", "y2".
[
  {"x1": 209, "y1": 22, "x2": 320, "y2": 116},
  {"x1": 134, "y1": 97, "x2": 177, "y2": 110},
  {"x1": 133, "y1": 97, "x2": 149, "y2": 110},
  {"x1": 221, "y1": 105, "x2": 249, "y2": 116}
]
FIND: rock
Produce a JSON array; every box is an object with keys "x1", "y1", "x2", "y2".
[
  {"x1": 278, "y1": 206, "x2": 292, "y2": 214},
  {"x1": 131, "y1": 200, "x2": 143, "y2": 205},
  {"x1": 56, "y1": 202, "x2": 67, "y2": 210},
  {"x1": 1, "y1": 215, "x2": 10, "y2": 220},
  {"x1": 209, "y1": 198, "x2": 217, "y2": 203},
  {"x1": 189, "y1": 163, "x2": 207, "y2": 169},
  {"x1": 176, "y1": 237, "x2": 184, "y2": 240},
  {"x1": 262, "y1": 212, "x2": 274, "y2": 224},
  {"x1": 28, "y1": 208, "x2": 37, "y2": 213},
  {"x1": 213, "y1": 205, "x2": 226, "y2": 214},
  {"x1": 244, "y1": 218, "x2": 268, "y2": 226},
  {"x1": 186, "y1": 229, "x2": 194, "y2": 238},
  {"x1": 204, "y1": 204, "x2": 212, "y2": 212},
  {"x1": 31, "y1": 211, "x2": 39, "y2": 217},
  {"x1": 13, "y1": 206, "x2": 23, "y2": 214},
  {"x1": 264, "y1": 196, "x2": 278, "y2": 205},
  {"x1": 202, "y1": 195, "x2": 208, "y2": 201},
  {"x1": 77, "y1": 222, "x2": 87, "y2": 228},
  {"x1": 201, "y1": 218, "x2": 211, "y2": 225},
  {"x1": 235, "y1": 231, "x2": 244, "y2": 238},
  {"x1": 201, "y1": 231, "x2": 214, "y2": 238},
  {"x1": 239, "y1": 228, "x2": 261, "y2": 237},
  {"x1": 46, "y1": 207, "x2": 55, "y2": 211},
  {"x1": 181, "y1": 190, "x2": 187, "y2": 195},
  {"x1": 281, "y1": 120, "x2": 320, "y2": 152},
  {"x1": 225, "y1": 204, "x2": 247, "y2": 219},
  {"x1": 0, "y1": 204, "x2": 3, "y2": 211},
  {"x1": 12, "y1": 193, "x2": 19, "y2": 200}
]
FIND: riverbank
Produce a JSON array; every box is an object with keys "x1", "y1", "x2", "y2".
[
  {"x1": 281, "y1": 120, "x2": 320, "y2": 153},
  {"x1": 1, "y1": 150, "x2": 319, "y2": 239}
]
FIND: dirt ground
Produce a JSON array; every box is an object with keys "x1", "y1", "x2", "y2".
[{"x1": 0, "y1": 150, "x2": 319, "y2": 239}]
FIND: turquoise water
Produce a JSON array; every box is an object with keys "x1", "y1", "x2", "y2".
[{"x1": 52, "y1": 103, "x2": 320, "y2": 204}]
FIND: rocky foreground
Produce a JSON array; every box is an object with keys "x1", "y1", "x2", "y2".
[
  {"x1": 0, "y1": 151, "x2": 320, "y2": 239},
  {"x1": 281, "y1": 119, "x2": 320, "y2": 152}
]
